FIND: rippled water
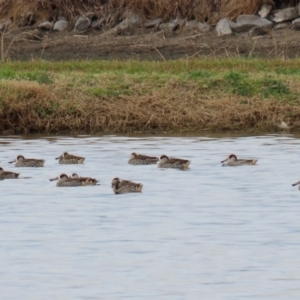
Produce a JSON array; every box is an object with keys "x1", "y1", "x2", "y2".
[{"x1": 1, "y1": 134, "x2": 300, "y2": 299}]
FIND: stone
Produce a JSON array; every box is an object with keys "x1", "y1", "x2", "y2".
[
  {"x1": 159, "y1": 22, "x2": 177, "y2": 31},
  {"x1": 248, "y1": 26, "x2": 268, "y2": 37},
  {"x1": 292, "y1": 18, "x2": 300, "y2": 30},
  {"x1": 0, "y1": 19, "x2": 12, "y2": 31},
  {"x1": 85, "y1": 12, "x2": 95, "y2": 20},
  {"x1": 216, "y1": 18, "x2": 235, "y2": 36},
  {"x1": 234, "y1": 15, "x2": 273, "y2": 32},
  {"x1": 274, "y1": 23, "x2": 290, "y2": 30},
  {"x1": 38, "y1": 21, "x2": 53, "y2": 31},
  {"x1": 271, "y1": 7, "x2": 298, "y2": 23},
  {"x1": 26, "y1": 29, "x2": 45, "y2": 41},
  {"x1": 74, "y1": 16, "x2": 91, "y2": 32},
  {"x1": 53, "y1": 20, "x2": 68, "y2": 31},
  {"x1": 144, "y1": 18, "x2": 162, "y2": 29},
  {"x1": 258, "y1": 4, "x2": 273, "y2": 18},
  {"x1": 197, "y1": 22, "x2": 212, "y2": 33},
  {"x1": 111, "y1": 11, "x2": 142, "y2": 34}
]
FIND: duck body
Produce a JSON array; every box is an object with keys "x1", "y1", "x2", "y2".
[
  {"x1": 50, "y1": 174, "x2": 94, "y2": 187},
  {"x1": 111, "y1": 177, "x2": 143, "y2": 194},
  {"x1": 158, "y1": 155, "x2": 190, "y2": 169},
  {"x1": 128, "y1": 153, "x2": 158, "y2": 165},
  {"x1": 56, "y1": 152, "x2": 85, "y2": 164},
  {"x1": 70, "y1": 173, "x2": 99, "y2": 185},
  {"x1": 0, "y1": 167, "x2": 20, "y2": 179},
  {"x1": 9, "y1": 155, "x2": 45, "y2": 167},
  {"x1": 221, "y1": 154, "x2": 257, "y2": 166}
]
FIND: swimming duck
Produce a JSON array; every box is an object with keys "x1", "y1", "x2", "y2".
[
  {"x1": 9, "y1": 155, "x2": 45, "y2": 167},
  {"x1": 292, "y1": 181, "x2": 300, "y2": 190},
  {"x1": 221, "y1": 154, "x2": 258, "y2": 166},
  {"x1": 128, "y1": 153, "x2": 159, "y2": 165},
  {"x1": 55, "y1": 152, "x2": 85, "y2": 164},
  {"x1": 111, "y1": 177, "x2": 143, "y2": 194},
  {"x1": 0, "y1": 167, "x2": 20, "y2": 179},
  {"x1": 158, "y1": 155, "x2": 190, "y2": 170},
  {"x1": 49, "y1": 173, "x2": 97, "y2": 187},
  {"x1": 70, "y1": 173, "x2": 99, "y2": 185}
]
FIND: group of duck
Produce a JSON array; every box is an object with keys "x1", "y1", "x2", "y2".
[{"x1": 2, "y1": 152, "x2": 300, "y2": 193}]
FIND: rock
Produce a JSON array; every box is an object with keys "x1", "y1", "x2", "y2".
[
  {"x1": 124, "y1": 10, "x2": 142, "y2": 26},
  {"x1": 274, "y1": 23, "x2": 290, "y2": 30},
  {"x1": 25, "y1": 29, "x2": 45, "y2": 41},
  {"x1": 0, "y1": 19, "x2": 12, "y2": 31},
  {"x1": 197, "y1": 22, "x2": 212, "y2": 33},
  {"x1": 234, "y1": 15, "x2": 273, "y2": 32},
  {"x1": 111, "y1": 11, "x2": 142, "y2": 34},
  {"x1": 292, "y1": 18, "x2": 300, "y2": 30},
  {"x1": 74, "y1": 16, "x2": 91, "y2": 32},
  {"x1": 38, "y1": 21, "x2": 53, "y2": 31},
  {"x1": 144, "y1": 18, "x2": 162, "y2": 29},
  {"x1": 85, "y1": 12, "x2": 95, "y2": 20},
  {"x1": 53, "y1": 20, "x2": 68, "y2": 31},
  {"x1": 271, "y1": 7, "x2": 298, "y2": 23},
  {"x1": 258, "y1": 4, "x2": 273, "y2": 18},
  {"x1": 248, "y1": 26, "x2": 268, "y2": 37},
  {"x1": 159, "y1": 22, "x2": 177, "y2": 31},
  {"x1": 216, "y1": 18, "x2": 235, "y2": 36}
]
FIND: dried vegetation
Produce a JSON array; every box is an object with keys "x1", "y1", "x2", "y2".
[
  {"x1": 0, "y1": 0, "x2": 278, "y2": 26},
  {"x1": 1, "y1": 59, "x2": 300, "y2": 134}
]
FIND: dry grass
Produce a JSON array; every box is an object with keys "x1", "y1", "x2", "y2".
[
  {"x1": 1, "y1": 58, "x2": 300, "y2": 134},
  {"x1": 0, "y1": 0, "x2": 277, "y2": 26}
]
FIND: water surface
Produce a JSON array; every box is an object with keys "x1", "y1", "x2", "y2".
[{"x1": 0, "y1": 134, "x2": 300, "y2": 299}]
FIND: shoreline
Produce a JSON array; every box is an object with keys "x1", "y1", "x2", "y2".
[{"x1": 0, "y1": 58, "x2": 299, "y2": 135}]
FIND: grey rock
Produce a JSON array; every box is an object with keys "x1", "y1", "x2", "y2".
[
  {"x1": 58, "y1": 16, "x2": 67, "y2": 21},
  {"x1": 53, "y1": 20, "x2": 68, "y2": 31},
  {"x1": 234, "y1": 15, "x2": 273, "y2": 32},
  {"x1": 74, "y1": 16, "x2": 91, "y2": 32},
  {"x1": 159, "y1": 22, "x2": 177, "y2": 31},
  {"x1": 38, "y1": 21, "x2": 53, "y2": 31},
  {"x1": 185, "y1": 20, "x2": 211, "y2": 32},
  {"x1": 271, "y1": 7, "x2": 298, "y2": 23},
  {"x1": 111, "y1": 11, "x2": 142, "y2": 33},
  {"x1": 216, "y1": 18, "x2": 236, "y2": 36},
  {"x1": 144, "y1": 18, "x2": 162, "y2": 28},
  {"x1": 258, "y1": 4, "x2": 273, "y2": 18},
  {"x1": 248, "y1": 26, "x2": 268, "y2": 37},
  {"x1": 292, "y1": 18, "x2": 300, "y2": 30},
  {"x1": 0, "y1": 19, "x2": 12, "y2": 31},
  {"x1": 85, "y1": 12, "x2": 95, "y2": 20},
  {"x1": 197, "y1": 22, "x2": 212, "y2": 33},
  {"x1": 26, "y1": 29, "x2": 45, "y2": 41},
  {"x1": 274, "y1": 23, "x2": 290, "y2": 30}
]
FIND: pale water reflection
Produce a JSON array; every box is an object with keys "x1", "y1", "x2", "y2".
[{"x1": 1, "y1": 134, "x2": 300, "y2": 299}]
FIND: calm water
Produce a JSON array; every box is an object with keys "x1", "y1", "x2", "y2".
[{"x1": 1, "y1": 134, "x2": 300, "y2": 299}]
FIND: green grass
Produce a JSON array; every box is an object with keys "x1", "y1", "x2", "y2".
[{"x1": 1, "y1": 57, "x2": 300, "y2": 102}]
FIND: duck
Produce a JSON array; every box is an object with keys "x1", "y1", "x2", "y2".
[
  {"x1": 49, "y1": 173, "x2": 97, "y2": 187},
  {"x1": 292, "y1": 181, "x2": 300, "y2": 190},
  {"x1": 111, "y1": 177, "x2": 143, "y2": 194},
  {"x1": 70, "y1": 173, "x2": 99, "y2": 185},
  {"x1": 0, "y1": 167, "x2": 20, "y2": 179},
  {"x1": 158, "y1": 155, "x2": 190, "y2": 169},
  {"x1": 55, "y1": 152, "x2": 85, "y2": 164},
  {"x1": 9, "y1": 155, "x2": 45, "y2": 167},
  {"x1": 221, "y1": 154, "x2": 258, "y2": 166},
  {"x1": 128, "y1": 152, "x2": 159, "y2": 165}
]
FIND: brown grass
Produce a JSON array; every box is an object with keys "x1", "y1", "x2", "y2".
[
  {"x1": 0, "y1": 75, "x2": 299, "y2": 134},
  {"x1": 0, "y1": 0, "x2": 277, "y2": 26}
]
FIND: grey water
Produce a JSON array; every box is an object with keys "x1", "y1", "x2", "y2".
[{"x1": 1, "y1": 134, "x2": 300, "y2": 300}]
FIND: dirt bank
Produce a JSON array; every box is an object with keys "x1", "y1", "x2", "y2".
[{"x1": 2, "y1": 25, "x2": 300, "y2": 61}]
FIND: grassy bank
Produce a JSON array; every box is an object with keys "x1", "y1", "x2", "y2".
[{"x1": 1, "y1": 58, "x2": 300, "y2": 134}]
